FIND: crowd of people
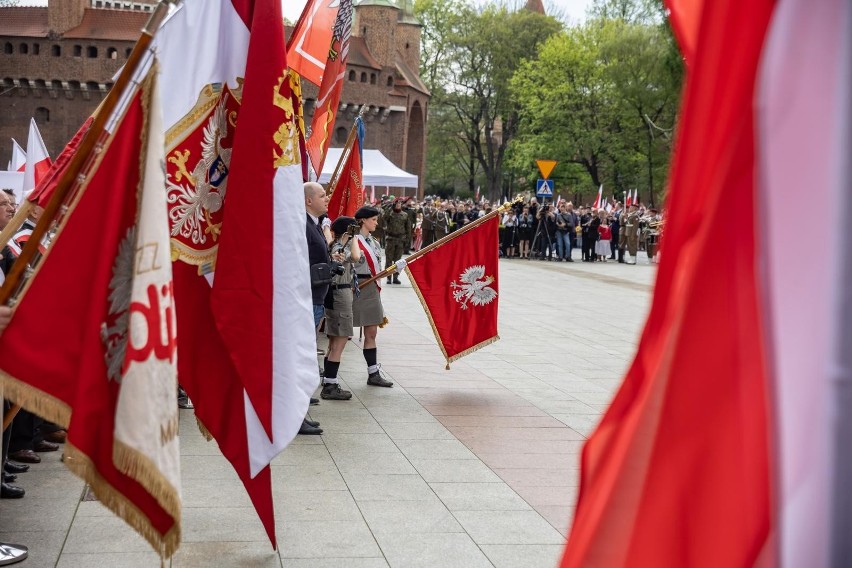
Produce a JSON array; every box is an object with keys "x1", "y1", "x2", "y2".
[{"x1": 354, "y1": 193, "x2": 665, "y2": 266}]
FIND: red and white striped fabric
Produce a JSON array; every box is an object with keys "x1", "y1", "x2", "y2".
[
  {"x1": 591, "y1": 184, "x2": 602, "y2": 209},
  {"x1": 562, "y1": 1, "x2": 851, "y2": 567},
  {"x1": 22, "y1": 118, "x2": 51, "y2": 200},
  {"x1": 153, "y1": 0, "x2": 316, "y2": 547}
]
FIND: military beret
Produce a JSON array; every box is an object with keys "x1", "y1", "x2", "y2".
[
  {"x1": 355, "y1": 206, "x2": 380, "y2": 219},
  {"x1": 330, "y1": 216, "x2": 356, "y2": 235}
]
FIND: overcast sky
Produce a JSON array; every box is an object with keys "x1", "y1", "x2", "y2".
[{"x1": 20, "y1": 0, "x2": 592, "y2": 25}]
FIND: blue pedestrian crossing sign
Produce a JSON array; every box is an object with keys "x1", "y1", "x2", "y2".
[{"x1": 536, "y1": 179, "x2": 554, "y2": 198}]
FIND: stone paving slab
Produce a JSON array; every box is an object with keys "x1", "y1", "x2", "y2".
[{"x1": 0, "y1": 252, "x2": 653, "y2": 566}]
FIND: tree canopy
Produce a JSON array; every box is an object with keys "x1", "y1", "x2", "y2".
[{"x1": 417, "y1": 0, "x2": 683, "y2": 205}]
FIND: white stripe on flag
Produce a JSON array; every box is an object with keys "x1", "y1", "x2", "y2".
[{"x1": 757, "y1": 1, "x2": 851, "y2": 566}]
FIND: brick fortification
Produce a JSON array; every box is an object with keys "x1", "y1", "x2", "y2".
[{"x1": 0, "y1": 0, "x2": 429, "y2": 196}]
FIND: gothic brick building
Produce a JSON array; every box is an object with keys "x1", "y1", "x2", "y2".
[{"x1": 0, "y1": 0, "x2": 429, "y2": 195}]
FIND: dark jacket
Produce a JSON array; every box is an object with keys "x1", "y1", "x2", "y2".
[{"x1": 306, "y1": 214, "x2": 331, "y2": 305}]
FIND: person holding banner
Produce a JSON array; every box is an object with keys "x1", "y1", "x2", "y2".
[{"x1": 352, "y1": 206, "x2": 393, "y2": 388}]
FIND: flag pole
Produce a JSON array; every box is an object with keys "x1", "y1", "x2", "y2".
[
  {"x1": 324, "y1": 105, "x2": 366, "y2": 195},
  {"x1": 0, "y1": 0, "x2": 175, "y2": 436},
  {"x1": 360, "y1": 197, "x2": 522, "y2": 289},
  {"x1": 0, "y1": 1, "x2": 172, "y2": 308}
]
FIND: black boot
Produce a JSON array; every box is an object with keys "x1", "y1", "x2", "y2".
[{"x1": 392, "y1": 274, "x2": 401, "y2": 284}]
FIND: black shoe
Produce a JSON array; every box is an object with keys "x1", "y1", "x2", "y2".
[
  {"x1": 386, "y1": 276, "x2": 392, "y2": 284},
  {"x1": 392, "y1": 276, "x2": 401, "y2": 284},
  {"x1": 367, "y1": 371, "x2": 393, "y2": 388},
  {"x1": 178, "y1": 396, "x2": 194, "y2": 409},
  {"x1": 304, "y1": 418, "x2": 320, "y2": 428},
  {"x1": 4, "y1": 462, "x2": 29, "y2": 474},
  {"x1": 1, "y1": 483, "x2": 25, "y2": 499},
  {"x1": 321, "y1": 383, "x2": 353, "y2": 400},
  {"x1": 298, "y1": 419, "x2": 323, "y2": 435},
  {"x1": 3, "y1": 473, "x2": 16, "y2": 483},
  {"x1": 566, "y1": 258, "x2": 574, "y2": 262},
  {"x1": 310, "y1": 397, "x2": 320, "y2": 406},
  {"x1": 34, "y1": 440, "x2": 59, "y2": 453}
]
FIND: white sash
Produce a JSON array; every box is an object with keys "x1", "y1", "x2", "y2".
[{"x1": 356, "y1": 234, "x2": 382, "y2": 290}]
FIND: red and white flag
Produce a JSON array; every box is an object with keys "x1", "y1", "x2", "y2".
[
  {"x1": 562, "y1": 1, "x2": 852, "y2": 567},
  {"x1": 155, "y1": 0, "x2": 316, "y2": 547},
  {"x1": 22, "y1": 118, "x2": 51, "y2": 200},
  {"x1": 0, "y1": 66, "x2": 181, "y2": 558},
  {"x1": 9, "y1": 138, "x2": 26, "y2": 172},
  {"x1": 405, "y1": 216, "x2": 500, "y2": 366},
  {"x1": 306, "y1": 0, "x2": 353, "y2": 178},
  {"x1": 592, "y1": 184, "x2": 602, "y2": 209},
  {"x1": 27, "y1": 117, "x2": 93, "y2": 208},
  {"x1": 287, "y1": 0, "x2": 341, "y2": 87}
]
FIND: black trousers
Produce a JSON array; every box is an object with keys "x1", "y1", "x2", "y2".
[
  {"x1": 582, "y1": 235, "x2": 594, "y2": 260},
  {"x1": 9, "y1": 409, "x2": 43, "y2": 453},
  {"x1": 610, "y1": 230, "x2": 620, "y2": 258}
]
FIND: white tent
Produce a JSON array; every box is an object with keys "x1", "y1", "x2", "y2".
[{"x1": 318, "y1": 148, "x2": 418, "y2": 189}]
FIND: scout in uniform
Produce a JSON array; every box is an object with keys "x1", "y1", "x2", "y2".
[
  {"x1": 352, "y1": 206, "x2": 394, "y2": 387},
  {"x1": 320, "y1": 216, "x2": 362, "y2": 400}
]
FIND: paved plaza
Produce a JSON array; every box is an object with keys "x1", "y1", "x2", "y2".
[{"x1": 0, "y1": 252, "x2": 656, "y2": 567}]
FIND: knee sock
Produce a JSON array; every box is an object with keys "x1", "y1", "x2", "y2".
[
  {"x1": 323, "y1": 361, "x2": 340, "y2": 385},
  {"x1": 363, "y1": 348, "x2": 378, "y2": 374}
]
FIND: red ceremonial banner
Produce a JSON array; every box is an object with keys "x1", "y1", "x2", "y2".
[
  {"x1": 405, "y1": 216, "x2": 500, "y2": 365},
  {"x1": 0, "y1": 73, "x2": 179, "y2": 556},
  {"x1": 326, "y1": 137, "x2": 364, "y2": 221}
]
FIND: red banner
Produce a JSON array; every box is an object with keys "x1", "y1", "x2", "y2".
[
  {"x1": 326, "y1": 137, "x2": 364, "y2": 221},
  {"x1": 0, "y1": 73, "x2": 180, "y2": 557},
  {"x1": 287, "y1": 0, "x2": 340, "y2": 87},
  {"x1": 305, "y1": 0, "x2": 352, "y2": 178},
  {"x1": 405, "y1": 217, "x2": 500, "y2": 365}
]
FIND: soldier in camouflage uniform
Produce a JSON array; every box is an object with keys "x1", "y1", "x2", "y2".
[{"x1": 383, "y1": 199, "x2": 412, "y2": 284}]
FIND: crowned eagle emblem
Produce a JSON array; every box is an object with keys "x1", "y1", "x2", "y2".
[{"x1": 450, "y1": 265, "x2": 497, "y2": 310}]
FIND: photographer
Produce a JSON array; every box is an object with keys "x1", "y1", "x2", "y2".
[
  {"x1": 517, "y1": 206, "x2": 533, "y2": 259},
  {"x1": 320, "y1": 217, "x2": 362, "y2": 401},
  {"x1": 555, "y1": 202, "x2": 577, "y2": 262},
  {"x1": 535, "y1": 202, "x2": 557, "y2": 261}
]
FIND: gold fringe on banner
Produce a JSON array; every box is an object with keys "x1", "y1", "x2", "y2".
[
  {"x1": 195, "y1": 416, "x2": 213, "y2": 441},
  {"x1": 0, "y1": 373, "x2": 71, "y2": 429},
  {"x1": 64, "y1": 443, "x2": 180, "y2": 560},
  {"x1": 404, "y1": 267, "x2": 500, "y2": 370},
  {"x1": 113, "y1": 440, "x2": 181, "y2": 533}
]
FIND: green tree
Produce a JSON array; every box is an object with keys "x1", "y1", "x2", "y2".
[
  {"x1": 416, "y1": 0, "x2": 562, "y2": 200},
  {"x1": 510, "y1": 14, "x2": 681, "y2": 205}
]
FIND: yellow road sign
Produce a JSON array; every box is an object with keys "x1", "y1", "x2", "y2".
[{"x1": 536, "y1": 159, "x2": 557, "y2": 179}]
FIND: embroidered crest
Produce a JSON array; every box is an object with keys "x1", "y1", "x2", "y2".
[
  {"x1": 451, "y1": 265, "x2": 497, "y2": 310},
  {"x1": 101, "y1": 227, "x2": 136, "y2": 382},
  {"x1": 165, "y1": 82, "x2": 242, "y2": 272}
]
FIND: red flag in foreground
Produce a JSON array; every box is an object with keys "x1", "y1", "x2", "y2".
[
  {"x1": 156, "y1": 0, "x2": 317, "y2": 546},
  {"x1": 326, "y1": 118, "x2": 365, "y2": 221},
  {"x1": 562, "y1": 2, "x2": 778, "y2": 567},
  {"x1": 405, "y1": 216, "x2": 499, "y2": 366},
  {"x1": 306, "y1": 0, "x2": 353, "y2": 178},
  {"x1": 0, "y1": 69, "x2": 180, "y2": 557}
]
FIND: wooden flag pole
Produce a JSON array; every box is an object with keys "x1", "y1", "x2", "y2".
[
  {"x1": 359, "y1": 197, "x2": 522, "y2": 289},
  {"x1": 324, "y1": 106, "x2": 367, "y2": 195}
]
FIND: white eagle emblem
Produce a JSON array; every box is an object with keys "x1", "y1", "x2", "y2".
[
  {"x1": 450, "y1": 265, "x2": 497, "y2": 310},
  {"x1": 166, "y1": 93, "x2": 233, "y2": 246},
  {"x1": 100, "y1": 226, "x2": 136, "y2": 383}
]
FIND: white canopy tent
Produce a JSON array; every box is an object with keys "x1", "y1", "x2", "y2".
[{"x1": 318, "y1": 148, "x2": 419, "y2": 191}]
